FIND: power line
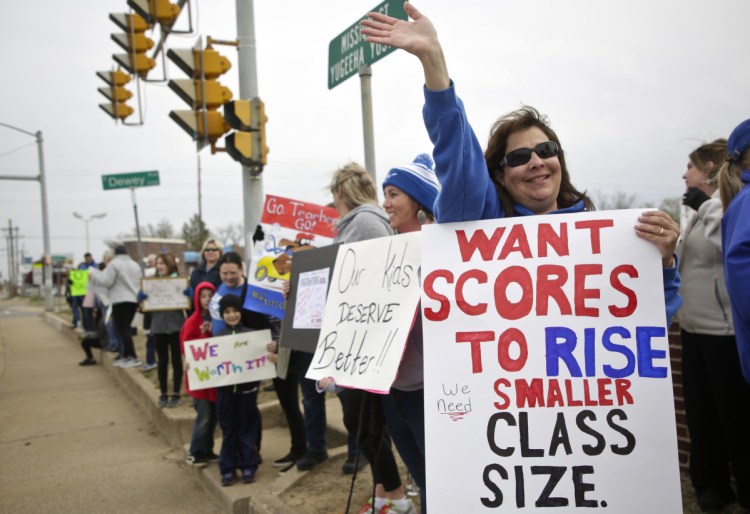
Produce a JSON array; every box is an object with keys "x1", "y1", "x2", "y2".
[{"x1": 0, "y1": 141, "x2": 37, "y2": 159}]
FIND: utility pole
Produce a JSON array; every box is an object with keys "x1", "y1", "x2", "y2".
[
  {"x1": 2, "y1": 220, "x2": 18, "y2": 297},
  {"x1": 236, "y1": 0, "x2": 263, "y2": 266},
  {"x1": 0, "y1": 123, "x2": 53, "y2": 311},
  {"x1": 197, "y1": 154, "x2": 203, "y2": 226}
]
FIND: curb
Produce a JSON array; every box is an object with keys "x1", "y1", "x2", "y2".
[{"x1": 44, "y1": 312, "x2": 348, "y2": 514}]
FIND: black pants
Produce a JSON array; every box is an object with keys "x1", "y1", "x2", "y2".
[
  {"x1": 154, "y1": 331, "x2": 182, "y2": 396},
  {"x1": 341, "y1": 388, "x2": 402, "y2": 492},
  {"x1": 81, "y1": 336, "x2": 102, "y2": 360},
  {"x1": 681, "y1": 329, "x2": 750, "y2": 507},
  {"x1": 111, "y1": 302, "x2": 138, "y2": 359},
  {"x1": 273, "y1": 351, "x2": 306, "y2": 458}
]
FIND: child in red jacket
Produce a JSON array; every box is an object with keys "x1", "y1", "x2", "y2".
[{"x1": 180, "y1": 281, "x2": 218, "y2": 466}]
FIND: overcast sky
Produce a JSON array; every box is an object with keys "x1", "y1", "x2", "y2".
[{"x1": 1, "y1": 0, "x2": 748, "y2": 280}]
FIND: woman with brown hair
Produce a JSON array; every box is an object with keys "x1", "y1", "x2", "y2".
[
  {"x1": 150, "y1": 252, "x2": 187, "y2": 408},
  {"x1": 360, "y1": 2, "x2": 682, "y2": 325}
]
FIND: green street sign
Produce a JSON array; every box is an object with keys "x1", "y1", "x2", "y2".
[
  {"x1": 101, "y1": 170, "x2": 160, "y2": 190},
  {"x1": 328, "y1": 0, "x2": 407, "y2": 90}
]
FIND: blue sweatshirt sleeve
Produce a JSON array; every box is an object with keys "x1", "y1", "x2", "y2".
[
  {"x1": 723, "y1": 185, "x2": 750, "y2": 381},
  {"x1": 662, "y1": 263, "x2": 682, "y2": 327},
  {"x1": 422, "y1": 82, "x2": 503, "y2": 222},
  {"x1": 209, "y1": 290, "x2": 226, "y2": 335},
  {"x1": 724, "y1": 189, "x2": 750, "y2": 323}
]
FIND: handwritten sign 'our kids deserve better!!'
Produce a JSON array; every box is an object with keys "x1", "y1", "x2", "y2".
[
  {"x1": 421, "y1": 210, "x2": 681, "y2": 513},
  {"x1": 184, "y1": 330, "x2": 277, "y2": 390},
  {"x1": 306, "y1": 232, "x2": 422, "y2": 393}
]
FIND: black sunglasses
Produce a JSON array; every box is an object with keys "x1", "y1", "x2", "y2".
[{"x1": 500, "y1": 141, "x2": 559, "y2": 168}]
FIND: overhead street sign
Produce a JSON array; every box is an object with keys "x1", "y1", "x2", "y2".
[
  {"x1": 101, "y1": 170, "x2": 160, "y2": 190},
  {"x1": 328, "y1": 0, "x2": 407, "y2": 90}
]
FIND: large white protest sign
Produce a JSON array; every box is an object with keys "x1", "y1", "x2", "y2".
[
  {"x1": 421, "y1": 210, "x2": 681, "y2": 512},
  {"x1": 306, "y1": 232, "x2": 422, "y2": 393},
  {"x1": 184, "y1": 330, "x2": 276, "y2": 390}
]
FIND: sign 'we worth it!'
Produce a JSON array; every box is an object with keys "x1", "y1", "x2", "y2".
[{"x1": 421, "y1": 209, "x2": 681, "y2": 513}]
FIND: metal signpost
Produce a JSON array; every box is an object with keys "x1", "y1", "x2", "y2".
[
  {"x1": 328, "y1": 0, "x2": 407, "y2": 183},
  {"x1": 101, "y1": 170, "x2": 160, "y2": 271}
]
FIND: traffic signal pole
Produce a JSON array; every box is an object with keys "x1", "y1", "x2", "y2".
[
  {"x1": 235, "y1": 0, "x2": 263, "y2": 264},
  {"x1": 359, "y1": 65, "x2": 377, "y2": 183}
]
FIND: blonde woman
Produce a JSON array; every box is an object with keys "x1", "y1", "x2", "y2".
[{"x1": 190, "y1": 238, "x2": 224, "y2": 291}]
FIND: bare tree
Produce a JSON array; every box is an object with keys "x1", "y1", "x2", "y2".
[
  {"x1": 215, "y1": 222, "x2": 244, "y2": 246},
  {"x1": 143, "y1": 219, "x2": 177, "y2": 239},
  {"x1": 659, "y1": 197, "x2": 681, "y2": 223},
  {"x1": 591, "y1": 189, "x2": 644, "y2": 210},
  {"x1": 181, "y1": 214, "x2": 211, "y2": 250}
]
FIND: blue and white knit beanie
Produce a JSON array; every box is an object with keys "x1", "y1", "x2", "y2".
[
  {"x1": 727, "y1": 118, "x2": 750, "y2": 163},
  {"x1": 382, "y1": 153, "x2": 441, "y2": 215}
]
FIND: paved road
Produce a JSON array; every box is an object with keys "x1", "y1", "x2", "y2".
[{"x1": 0, "y1": 299, "x2": 222, "y2": 514}]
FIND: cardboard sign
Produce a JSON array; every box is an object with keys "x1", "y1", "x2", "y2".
[
  {"x1": 69, "y1": 269, "x2": 89, "y2": 297},
  {"x1": 305, "y1": 232, "x2": 422, "y2": 393},
  {"x1": 140, "y1": 277, "x2": 190, "y2": 312},
  {"x1": 184, "y1": 330, "x2": 277, "y2": 390},
  {"x1": 279, "y1": 244, "x2": 339, "y2": 353},
  {"x1": 244, "y1": 195, "x2": 339, "y2": 318},
  {"x1": 421, "y1": 210, "x2": 681, "y2": 512}
]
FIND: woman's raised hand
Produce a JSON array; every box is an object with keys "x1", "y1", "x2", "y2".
[
  {"x1": 360, "y1": 2, "x2": 449, "y2": 90},
  {"x1": 361, "y1": 3, "x2": 436, "y2": 58}
]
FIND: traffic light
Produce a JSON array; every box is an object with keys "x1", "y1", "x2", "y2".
[
  {"x1": 167, "y1": 44, "x2": 233, "y2": 150},
  {"x1": 224, "y1": 98, "x2": 269, "y2": 168},
  {"x1": 110, "y1": 13, "x2": 155, "y2": 78},
  {"x1": 169, "y1": 111, "x2": 230, "y2": 147},
  {"x1": 127, "y1": 0, "x2": 180, "y2": 27},
  {"x1": 97, "y1": 70, "x2": 134, "y2": 121}
]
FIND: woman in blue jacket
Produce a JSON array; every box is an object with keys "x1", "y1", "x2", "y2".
[
  {"x1": 720, "y1": 118, "x2": 750, "y2": 392},
  {"x1": 360, "y1": 3, "x2": 682, "y2": 325}
]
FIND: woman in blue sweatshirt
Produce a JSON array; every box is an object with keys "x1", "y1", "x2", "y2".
[{"x1": 360, "y1": 3, "x2": 682, "y2": 325}]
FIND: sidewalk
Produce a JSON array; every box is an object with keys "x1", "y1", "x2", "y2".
[
  {"x1": 0, "y1": 299, "x2": 220, "y2": 514},
  {"x1": 10, "y1": 298, "x2": 350, "y2": 514}
]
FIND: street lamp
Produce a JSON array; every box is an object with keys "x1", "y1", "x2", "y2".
[{"x1": 72, "y1": 212, "x2": 107, "y2": 254}]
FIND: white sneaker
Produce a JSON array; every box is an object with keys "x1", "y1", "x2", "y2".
[
  {"x1": 121, "y1": 358, "x2": 142, "y2": 369},
  {"x1": 381, "y1": 498, "x2": 416, "y2": 514},
  {"x1": 113, "y1": 358, "x2": 128, "y2": 368}
]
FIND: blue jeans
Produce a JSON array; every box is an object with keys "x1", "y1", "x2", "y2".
[
  {"x1": 145, "y1": 334, "x2": 156, "y2": 365},
  {"x1": 82, "y1": 307, "x2": 94, "y2": 332},
  {"x1": 106, "y1": 318, "x2": 122, "y2": 356},
  {"x1": 190, "y1": 398, "x2": 217, "y2": 458},
  {"x1": 296, "y1": 351, "x2": 327, "y2": 453},
  {"x1": 383, "y1": 388, "x2": 427, "y2": 513},
  {"x1": 71, "y1": 296, "x2": 83, "y2": 326},
  {"x1": 217, "y1": 387, "x2": 261, "y2": 474}
]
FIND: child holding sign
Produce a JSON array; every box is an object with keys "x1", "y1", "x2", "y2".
[
  {"x1": 215, "y1": 294, "x2": 264, "y2": 487},
  {"x1": 180, "y1": 281, "x2": 218, "y2": 467}
]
